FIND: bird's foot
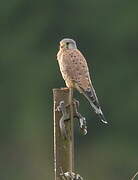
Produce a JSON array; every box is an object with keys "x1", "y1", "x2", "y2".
[
  {"x1": 73, "y1": 99, "x2": 87, "y2": 135},
  {"x1": 60, "y1": 167, "x2": 83, "y2": 180},
  {"x1": 56, "y1": 100, "x2": 70, "y2": 139}
]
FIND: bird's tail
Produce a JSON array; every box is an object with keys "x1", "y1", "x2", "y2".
[
  {"x1": 88, "y1": 98, "x2": 108, "y2": 124},
  {"x1": 75, "y1": 83, "x2": 108, "y2": 124},
  {"x1": 97, "y1": 109, "x2": 108, "y2": 124}
]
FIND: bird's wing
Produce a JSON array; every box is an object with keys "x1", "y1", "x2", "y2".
[
  {"x1": 60, "y1": 49, "x2": 99, "y2": 105},
  {"x1": 60, "y1": 49, "x2": 97, "y2": 93}
]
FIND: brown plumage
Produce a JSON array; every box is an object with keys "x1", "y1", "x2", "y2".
[{"x1": 57, "y1": 38, "x2": 107, "y2": 124}]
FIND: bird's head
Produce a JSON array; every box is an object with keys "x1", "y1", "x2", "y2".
[{"x1": 59, "y1": 38, "x2": 77, "y2": 50}]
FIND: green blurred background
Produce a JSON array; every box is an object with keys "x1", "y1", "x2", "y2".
[{"x1": 0, "y1": 0, "x2": 138, "y2": 179}]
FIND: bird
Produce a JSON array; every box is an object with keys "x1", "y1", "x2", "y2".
[{"x1": 57, "y1": 38, "x2": 107, "y2": 124}]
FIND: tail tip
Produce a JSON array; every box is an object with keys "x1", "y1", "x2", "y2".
[
  {"x1": 98, "y1": 112, "x2": 108, "y2": 124},
  {"x1": 101, "y1": 119, "x2": 108, "y2": 124}
]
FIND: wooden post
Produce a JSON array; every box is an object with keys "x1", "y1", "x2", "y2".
[{"x1": 53, "y1": 88, "x2": 74, "y2": 180}]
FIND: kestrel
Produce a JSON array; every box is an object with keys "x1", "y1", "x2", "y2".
[{"x1": 57, "y1": 38, "x2": 107, "y2": 124}]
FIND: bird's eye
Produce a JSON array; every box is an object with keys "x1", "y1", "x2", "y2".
[{"x1": 66, "y1": 42, "x2": 69, "y2": 45}]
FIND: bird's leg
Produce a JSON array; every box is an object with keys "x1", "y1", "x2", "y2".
[
  {"x1": 56, "y1": 101, "x2": 70, "y2": 139},
  {"x1": 73, "y1": 99, "x2": 87, "y2": 135},
  {"x1": 60, "y1": 167, "x2": 84, "y2": 180}
]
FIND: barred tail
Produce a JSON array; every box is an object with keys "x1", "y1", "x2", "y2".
[
  {"x1": 88, "y1": 99, "x2": 108, "y2": 124},
  {"x1": 75, "y1": 83, "x2": 108, "y2": 124}
]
